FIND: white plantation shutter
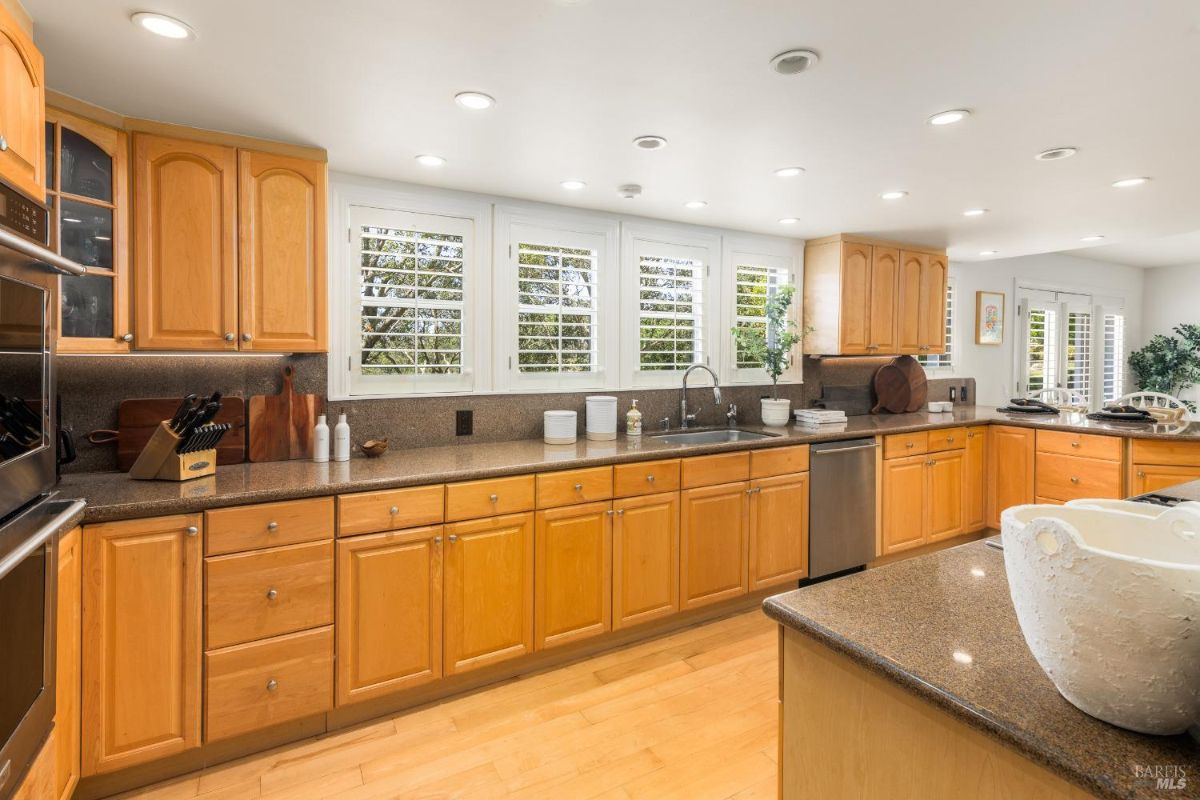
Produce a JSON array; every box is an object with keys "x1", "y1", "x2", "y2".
[
  {"x1": 733, "y1": 263, "x2": 781, "y2": 369},
  {"x1": 516, "y1": 240, "x2": 599, "y2": 374},
  {"x1": 638, "y1": 252, "x2": 705, "y2": 372},
  {"x1": 918, "y1": 282, "x2": 954, "y2": 370},
  {"x1": 1102, "y1": 312, "x2": 1126, "y2": 402},
  {"x1": 1024, "y1": 306, "x2": 1058, "y2": 394},
  {"x1": 1065, "y1": 310, "x2": 1092, "y2": 404}
]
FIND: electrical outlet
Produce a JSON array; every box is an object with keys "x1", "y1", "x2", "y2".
[
  {"x1": 455, "y1": 409, "x2": 473, "y2": 436},
  {"x1": 960, "y1": 385, "x2": 969, "y2": 403}
]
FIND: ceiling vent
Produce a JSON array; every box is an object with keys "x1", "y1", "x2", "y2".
[
  {"x1": 770, "y1": 49, "x2": 820, "y2": 75},
  {"x1": 1035, "y1": 147, "x2": 1078, "y2": 161},
  {"x1": 617, "y1": 184, "x2": 643, "y2": 199}
]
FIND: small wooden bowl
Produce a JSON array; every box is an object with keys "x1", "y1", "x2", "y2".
[{"x1": 358, "y1": 439, "x2": 389, "y2": 458}]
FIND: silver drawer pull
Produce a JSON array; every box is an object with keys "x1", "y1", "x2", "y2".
[
  {"x1": 266, "y1": 679, "x2": 278, "y2": 692},
  {"x1": 617, "y1": 508, "x2": 625, "y2": 516},
  {"x1": 1137, "y1": 471, "x2": 1146, "y2": 478},
  {"x1": 1071, "y1": 441, "x2": 1080, "y2": 448},
  {"x1": 449, "y1": 534, "x2": 459, "y2": 543},
  {"x1": 389, "y1": 506, "x2": 399, "y2": 515},
  {"x1": 574, "y1": 483, "x2": 584, "y2": 491},
  {"x1": 434, "y1": 535, "x2": 443, "y2": 544},
  {"x1": 905, "y1": 442, "x2": 914, "y2": 449},
  {"x1": 946, "y1": 436, "x2": 954, "y2": 443},
  {"x1": 266, "y1": 588, "x2": 278, "y2": 600},
  {"x1": 606, "y1": 509, "x2": 614, "y2": 516},
  {"x1": 1070, "y1": 477, "x2": 1080, "y2": 484},
  {"x1": 646, "y1": 474, "x2": 655, "y2": 483},
  {"x1": 267, "y1": 521, "x2": 279, "y2": 531},
  {"x1": 489, "y1": 494, "x2": 499, "y2": 503},
  {"x1": 185, "y1": 526, "x2": 198, "y2": 537}
]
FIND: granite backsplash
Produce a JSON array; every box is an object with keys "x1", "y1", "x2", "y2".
[{"x1": 57, "y1": 354, "x2": 973, "y2": 473}]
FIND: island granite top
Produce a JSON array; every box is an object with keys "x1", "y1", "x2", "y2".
[{"x1": 762, "y1": 540, "x2": 1200, "y2": 800}]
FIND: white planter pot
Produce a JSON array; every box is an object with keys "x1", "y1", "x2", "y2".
[
  {"x1": 760, "y1": 398, "x2": 792, "y2": 427},
  {"x1": 1001, "y1": 500, "x2": 1200, "y2": 734}
]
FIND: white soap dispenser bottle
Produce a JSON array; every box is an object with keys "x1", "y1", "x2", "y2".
[
  {"x1": 333, "y1": 413, "x2": 350, "y2": 462},
  {"x1": 313, "y1": 414, "x2": 330, "y2": 463}
]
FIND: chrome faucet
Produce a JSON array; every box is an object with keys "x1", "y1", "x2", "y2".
[{"x1": 680, "y1": 363, "x2": 722, "y2": 429}]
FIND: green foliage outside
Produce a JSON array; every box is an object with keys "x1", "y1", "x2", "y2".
[{"x1": 729, "y1": 284, "x2": 805, "y2": 399}]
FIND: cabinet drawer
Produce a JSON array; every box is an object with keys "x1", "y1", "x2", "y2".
[
  {"x1": 206, "y1": 497, "x2": 333, "y2": 556},
  {"x1": 1130, "y1": 439, "x2": 1200, "y2": 467},
  {"x1": 536, "y1": 466, "x2": 613, "y2": 508},
  {"x1": 680, "y1": 452, "x2": 750, "y2": 489},
  {"x1": 883, "y1": 432, "x2": 927, "y2": 459},
  {"x1": 445, "y1": 475, "x2": 535, "y2": 522},
  {"x1": 1035, "y1": 453, "x2": 1123, "y2": 502},
  {"x1": 926, "y1": 427, "x2": 967, "y2": 453},
  {"x1": 205, "y1": 541, "x2": 333, "y2": 649},
  {"x1": 750, "y1": 445, "x2": 810, "y2": 479},
  {"x1": 205, "y1": 626, "x2": 333, "y2": 742},
  {"x1": 338, "y1": 485, "x2": 444, "y2": 536},
  {"x1": 1037, "y1": 430, "x2": 1122, "y2": 462},
  {"x1": 613, "y1": 459, "x2": 681, "y2": 497}
]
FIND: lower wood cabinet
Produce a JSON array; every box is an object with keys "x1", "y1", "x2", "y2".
[
  {"x1": 82, "y1": 515, "x2": 203, "y2": 775},
  {"x1": 964, "y1": 427, "x2": 987, "y2": 532},
  {"x1": 535, "y1": 501, "x2": 612, "y2": 650},
  {"x1": 612, "y1": 491, "x2": 680, "y2": 629},
  {"x1": 882, "y1": 448, "x2": 964, "y2": 554},
  {"x1": 748, "y1": 472, "x2": 809, "y2": 589},
  {"x1": 987, "y1": 426, "x2": 1035, "y2": 529},
  {"x1": 1130, "y1": 439, "x2": 1200, "y2": 495},
  {"x1": 443, "y1": 512, "x2": 535, "y2": 675},
  {"x1": 336, "y1": 526, "x2": 443, "y2": 705},
  {"x1": 55, "y1": 527, "x2": 82, "y2": 800},
  {"x1": 927, "y1": 450, "x2": 965, "y2": 541},
  {"x1": 1131, "y1": 464, "x2": 1200, "y2": 495},
  {"x1": 680, "y1": 482, "x2": 750, "y2": 610}
]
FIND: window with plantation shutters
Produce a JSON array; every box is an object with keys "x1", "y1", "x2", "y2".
[
  {"x1": 1102, "y1": 312, "x2": 1126, "y2": 402},
  {"x1": 918, "y1": 282, "x2": 954, "y2": 370},
  {"x1": 1064, "y1": 310, "x2": 1092, "y2": 405},
  {"x1": 733, "y1": 263, "x2": 780, "y2": 369},
  {"x1": 516, "y1": 240, "x2": 598, "y2": 374},
  {"x1": 1025, "y1": 305, "x2": 1058, "y2": 395},
  {"x1": 637, "y1": 253, "x2": 705, "y2": 372}
]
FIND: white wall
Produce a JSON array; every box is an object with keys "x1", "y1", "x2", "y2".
[
  {"x1": 1140, "y1": 263, "x2": 1200, "y2": 407},
  {"x1": 948, "y1": 253, "x2": 1144, "y2": 407}
]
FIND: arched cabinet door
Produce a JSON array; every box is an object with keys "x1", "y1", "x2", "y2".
[
  {"x1": 0, "y1": 5, "x2": 45, "y2": 202},
  {"x1": 238, "y1": 151, "x2": 328, "y2": 352},
  {"x1": 133, "y1": 134, "x2": 238, "y2": 350}
]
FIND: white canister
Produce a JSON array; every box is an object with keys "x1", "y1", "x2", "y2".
[
  {"x1": 543, "y1": 410, "x2": 577, "y2": 445},
  {"x1": 585, "y1": 396, "x2": 618, "y2": 441}
]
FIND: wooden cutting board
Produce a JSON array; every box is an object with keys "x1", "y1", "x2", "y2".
[
  {"x1": 116, "y1": 398, "x2": 246, "y2": 471},
  {"x1": 248, "y1": 366, "x2": 324, "y2": 462},
  {"x1": 871, "y1": 356, "x2": 929, "y2": 414},
  {"x1": 894, "y1": 355, "x2": 929, "y2": 412}
]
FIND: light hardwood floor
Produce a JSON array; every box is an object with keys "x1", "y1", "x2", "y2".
[{"x1": 114, "y1": 609, "x2": 778, "y2": 800}]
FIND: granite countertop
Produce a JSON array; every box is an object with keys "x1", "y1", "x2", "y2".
[
  {"x1": 762, "y1": 540, "x2": 1200, "y2": 800},
  {"x1": 59, "y1": 405, "x2": 1200, "y2": 524}
]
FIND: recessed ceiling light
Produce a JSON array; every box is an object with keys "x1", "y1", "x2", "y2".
[
  {"x1": 131, "y1": 12, "x2": 194, "y2": 39},
  {"x1": 979, "y1": 250, "x2": 998, "y2": 256},
  {"x1": 778, "y1": 217, "x2": 800, "y2": 225},
  {"x1": 880, "y1": 190, "x2": 908, "y2": 200},
  {"x1": 684, "y1": 200, "x2": 707, "y2": 209},
  {"x1": 560, "y1": 180, "x2": 586, "y2": 191},
  {"x1": 773, "y1": 167, "x2": 805, "y2": 178},
  {"x1": 454, "y1": 91, "x2": 495, "y2": 111},
  {"x1": 1112, "y1": 177, "x2": 1151, "y2": 188},
  {"x1": 1034, "y1": 147, "x2": 1078, "y2": 161},
  {"x1": 415, "y1": 154, "x2": 445, "y2": 168},
  {"x1": 769, "y1": 49, "x2": 820, "y2": 75},
  {"x1": 632, "y1": 135, "x2": 668, "y2": 151},
  {"x1": 1080, "y1": 234, "x2": 1105, "y2": 242},
  {"x1": 962, "y1": 208, "x2": 988, "y2": 217},
  {"x1": 927, "y1": 109, "x2": 970, "y2": 126}
]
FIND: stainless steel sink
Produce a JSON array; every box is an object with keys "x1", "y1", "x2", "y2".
[{"x1": 651, "y1": 428, "x2": 779, "y2": 445}]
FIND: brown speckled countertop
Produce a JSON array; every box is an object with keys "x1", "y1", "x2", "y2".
[
  {"x1": 58, "y1": 405, "x2": 1200, "y2": 524},
  {"x1": 763, "y1": 540, "x2": 1200, "y2": 800}
]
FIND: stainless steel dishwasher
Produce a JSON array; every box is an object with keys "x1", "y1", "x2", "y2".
[{"x1": 808, "y1": 438, "x2": 878, "y2": 580}]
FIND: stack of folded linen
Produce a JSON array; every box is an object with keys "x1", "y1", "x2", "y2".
[{"x1": 793, "y1": 408, "x2": 848, "y2": 427}]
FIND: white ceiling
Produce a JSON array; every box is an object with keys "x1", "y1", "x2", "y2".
[
  {"x1": 1076, "y1": 229, "x2": 1200, "y2": 269},
  {"x1": 25, "y1": 0, "x2": 1200, "y2": 262}
]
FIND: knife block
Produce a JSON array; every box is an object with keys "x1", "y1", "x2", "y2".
[{"x1": 129, "y1": 420, "x2": 218, "y2": 481}]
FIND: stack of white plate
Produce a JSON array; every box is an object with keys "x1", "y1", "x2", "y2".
[
  {"x1": 794, "y1": 408, "x2": 847, "y2": 426},
  {"x1": 585, "y1": 396, "x2": 618, "y2": 441},
  {"x1": 544, "y1": 410, "x2": 577, "y2": 445}
]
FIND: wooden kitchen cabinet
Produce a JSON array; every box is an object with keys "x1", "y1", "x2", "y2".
[
  {"x1": 0, "y1": 3, "x2": 45, "y2": 202},
  {"x1": 882, "y1": 438, "x2": 964, "y2": 553},
  {"x1": 534, "y1": 501, "x2": 612, "y2": 649},
  {"x1": 881, "y1": 454, "x2": 927, "y2": 554},
  {"x1": 1131, "y1": 464, "x2": 1200, "y2": 495},
  {"x1": 238, "y1": 150, "x2": 327, "y2": 352},
  {"x1": 612, "y1": 491, "x2": 679, "y2": 629},
  {"x1": 1129, "y1": 439, "x2": 1200, "y2": 495},
  {"x1": 835, "y1": 241, "x2": 872, "y2": 353},
  {"x1": 443, "y1": 512, "x2": 534, "y2": 675},
  {"x1": 680, "y1": 482, "x2": 749, "y2": 610},
  {"x1": 55, "y1": 527, "x2": 82, "y2": 800},
  {"x1": 987, "y1": 426, "x2": 1035, "y2": 528},
  {"x1": 1035, "y1": 430, "x2": 1123, "y2": 503},
  {"x1": 336, "y1": 526, "x2": 443, "y2": 704},
  {"x1": 748, "y1": 472, "x2": 809, "y2": 589},
  {"x1": 964, "y1": 426, "x2": 988, "y2": 532},
  {"x1": 927, "y1": 450, "x2": 965, "y2": 541},
  {"x1": 82, "y1": 514, "x2": 203, "y2": 775},
  {"x1": 919, "y1": 255, "x2": 948, "y2": 353},
  {"x1": 133, "y1": 133, "x2": 239, "y2": 350}
]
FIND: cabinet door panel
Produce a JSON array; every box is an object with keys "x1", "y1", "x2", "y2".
[
  {"x1": 238, "y1": 150, "x2": 327, "y2": 352},
  {"x1": 749, "y1": 473, "x2": 809, "y2": 589},
  {"x1": 896, "y1": 251, "x2": 925, "y2": 353},
  {"x1": 882, "y1": 455, "x2": 927, "y2": 554},
  {"x1": 613, "y1": 491, "x2": 679, "y2": 629},
  {"x1": 82, "y1": 515, "x2": 202, "y2": 775},
  {"x1": 921, "y1": 255, "x2": 948, "y2": 352},
  {"x1": 337, "y1": 527, "x2": 442, "y2": 705},
  {"x1": 838, "y1": 243, "x2": 872, "y2": 354},
  {"x1": 964, "y1": 427, "x2": 987, "y2": 533},
  {"x1": 987, "y1": 426, "x2": 1035, "y2": 528},
  {"x1": 868, "y1": 247, "x2": 898, "y2": 353},
  {"x1": 0, "y1": 7, "x2": 45, "y2": 201},
  {"x1": 133, "y1": 134, "x2": 237, "y2": 350},
  {"x1": 443, "y1": 513, "x2": 534, "y2": 675},
  {"x1": 680, "y1": 482, "x2": 749, "y2": 610},
  {"x1": 55, "y1": 527, "x2": 82, "y2": 800},
  {"x1": 928, "y1": 450, "x2": 965, "y2": 541},
  {"x1": 1132, "y1": 464, "x2": 1200, "y2": 495},
  {"x1": 535, "y1": 502, "x2": 612, "y2": 649}
]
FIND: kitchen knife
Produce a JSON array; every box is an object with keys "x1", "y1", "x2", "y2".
[{"x1": 169, "y1": 394, "x2": 197, "y2": 431}]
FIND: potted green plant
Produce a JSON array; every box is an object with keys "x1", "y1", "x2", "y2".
[
  {"x1": 730, "y1": 284, "x2": 805, "y2": 426},
  {"x1": 1128, "y1": 324, "x2": 1200, "y2": 410}
]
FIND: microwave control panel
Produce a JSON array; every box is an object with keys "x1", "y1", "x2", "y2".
[{"x1": 0, "y1": 182, "x2": 49, "y2": 246}]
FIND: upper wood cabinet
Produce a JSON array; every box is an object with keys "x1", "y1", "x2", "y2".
[
  {"x1": 238, "y1": 150, "x2": 327, "y2": 352},
  {"x1": 133, "y1": 134, "x2": 239, "y2": 350},
  {"x1": 0, "y1": 3, "x2": 45, "y2": 202},
  {"x1": 82, "y1": 514, "x2": 203, "y2": 775},
  {"x1": 803, "y1": 234, "x2": 947, "y2": 356}
]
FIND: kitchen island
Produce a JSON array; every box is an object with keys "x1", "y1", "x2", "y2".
[{"x1": 763, "y1": 538, "x2": 1200, "y2": 800}]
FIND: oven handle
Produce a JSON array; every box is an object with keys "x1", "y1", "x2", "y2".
[
  {"x1": 0, "y1": 227, "x2": 88, "y2": 277},
  {"x1": 0, "y1": 499, "x2": 85, "y2": 580}
]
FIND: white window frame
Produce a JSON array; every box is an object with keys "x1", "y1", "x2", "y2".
[
  {"x1": 719, "y1": 236, "x2": 803, "y2": 385},
  {"x1": 620, "y1": 222, "x2": 721, "y2": 389},
  {"x1": 493, "y1": 205, "x2": 620, "y2": 392},
  {"x1": 329, "y1": 179, "x2": 492, "y2": 400}
]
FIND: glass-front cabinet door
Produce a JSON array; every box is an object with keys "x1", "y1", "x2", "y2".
[{"x1": 45, "y1": 108, "x2": 131, "y2": 352}]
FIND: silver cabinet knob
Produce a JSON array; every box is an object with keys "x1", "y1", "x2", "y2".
[
  {"x1": 448, "y1": 534, "x2": 459, "y2": 543},
  {"x1": 967, "y1": 432, "x2": 975, "y2": 439},
  {"x1": 242, "y1": 333, "x2": 252, "y2": 342},
  {"x1": 946, "y1": 436, "x2": 954, "y2": 443},
  {"x1": 905, "y1": 442, "x2": 914, "y2": 449},
  {"x1": 617, "y1": 508, "x2": 625, "y2": 516},
  {"x1": 121, "y1": 333, "x2": 133, "y2": 342},
  {"x1": 267, "y1": 521, "x2": 278, "y2": 531},
  {"x1": 1138, "y1": 471, "x2": 1146, "y2": 478},
  {"x1": 224, "y1": 332, "x2": 235, "y2": 342},
  {"x1": 606, "y1": 509, "x2": 614, "y2": 516},
  {"x1": 434, "y1": 535, "x2": 442, "y2": 544},
  {"x1": 266, "y1": 588, "x2": 278, "y2": 600},
  {"x1": 389, "y1": 506, "x2": 399, "y2": 515},
  {"x1": 0, "y1": 135, "x2": 8, "y2": 152},
  {"x1": 646, "y1": 474, "x2": 655, "y2": 483},
  {"x1": 1071, "y1": 441, "x2": 1081, "y2": 448},
  {"x1": 489, "y1": 494, "x2": 498, "y2": 503},
  {"x1": 574, "y1": 483, "x2": 583, "y2": 492},
  {"x1": 1070, "y1": 476, "x2": 1080, "y2": 484},
  {"x1": 185, "y1": 526, "x2": 198, "y2": 536},
  {"x1": 266, "y1": 679, "x2": 278, "y2": 692}
]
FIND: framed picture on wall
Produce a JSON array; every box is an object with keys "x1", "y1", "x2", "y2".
[{"x1": 975, "y1": 291, "x2": 1005, "y2": 345}]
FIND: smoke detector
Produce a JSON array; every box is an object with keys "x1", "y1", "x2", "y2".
[
  {"x1": 617, "y1": 184, "x2": 642, "y2": 199},
  {"x1": 770, "y1": 49, "x2": 820, "y2": 75}
]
